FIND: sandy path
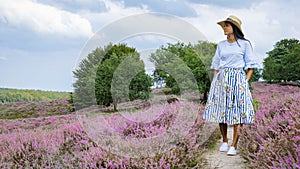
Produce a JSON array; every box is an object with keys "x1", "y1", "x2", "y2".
[{"x1": 204, "y1": 126, "x2": 249, "y2": 169}]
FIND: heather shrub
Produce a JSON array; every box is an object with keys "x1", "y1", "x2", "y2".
[
  {"x1": 0, "y1": 101, "x2": 217, "y2": 168},
  {"x1": 240, "y1": 82, "x2": 300, "y2": 169},
  {"x1": 0, "y1": 99, "x2": 74, "y2": 119}
]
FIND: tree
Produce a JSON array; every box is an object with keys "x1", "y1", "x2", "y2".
[
  {"x1": 263, "y1": 38, "x2": 300, "y2": 82},
  {"x1": 193, "y1": 41, "x2": 217, "y2": 101},
  {"x1": 72, "y1": 45, "x2": 110, "y2": 109},
  {"x1": 150, "y1": 41, "x2": 216, "y2": 102},
  {"x1": 282, "y1": 44, "x2": 300, "y2": 81},
  {"x1": 95, "y1": 44, "x2": 152, "y2": 111},
  {"x1": 73, "y1": 44, "x2": 152, "y2": 110}
]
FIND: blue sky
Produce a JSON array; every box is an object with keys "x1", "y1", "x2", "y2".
[{"x1": 0, "y1": 0, "x2": 299, "y2": 92}]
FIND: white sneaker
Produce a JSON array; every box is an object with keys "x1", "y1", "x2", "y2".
[
  {"x1": 227, "y1": 146, "x2": 237, "y2": 156},
  {"x1": 219, "y1": 142, "x2": 228, "y2": 152}
]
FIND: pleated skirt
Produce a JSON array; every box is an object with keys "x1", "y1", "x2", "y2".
[{"x1": 203, "y1": 68, "x2": 255, "y2": 124}]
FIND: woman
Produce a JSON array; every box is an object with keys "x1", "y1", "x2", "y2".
[{"x1": 203, "y1": 15, "x2": 259, "y2": 156}]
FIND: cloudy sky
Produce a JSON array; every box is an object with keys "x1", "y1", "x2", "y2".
[{"x1": 0, "y1": 0, "x2": 299, "y2": 91}]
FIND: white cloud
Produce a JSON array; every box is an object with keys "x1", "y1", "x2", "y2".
[
  {"x1": 44, "y1": 0, "x2": 107, "y2": 12},
  {"x1": 80, "y1": 0, "x2": 149, "y2": 32},
  {"x1": 0, "y1": 0, "x2": 93, "y2": 38},
  {"x1": 1, "y1": 0, "x2": 300, "y2": 91},
  {"x1": 184, "y1": 0, "x2": 300, "y2": 66}
]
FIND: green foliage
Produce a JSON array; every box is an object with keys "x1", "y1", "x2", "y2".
[
  {"x1": 72, "y1": 46, "x2": 109, "y2": 109},
  {"x1": 193, "y1": 41, "x2": 217, "y2": 100},
  {"x1": 150, "y1": 41, "x2": 216, "y2": 101},
  {"x1": 263, "y1": 38, "x2": 300, "y2": 82},
  {"x1": 0, "y1": 88, "x2": 70, "y2": 103},
  {"x1": 193, "y1": 41, "x2": 217, "y2": 68},
  {"x1": 262, "y1": 56, "x2": 281, "y2": 82},
  {"x1": 281, "y1": 44, "x2": 300, "y2": 81},
  {"x1": 95, "y1": 44, "x2": 153, "y2": 110},
  {"x1": 253, "y1": 98, "x2": 259, "y2": 111},
  {"x1": 95, "y1": 54, "x2": 117, "y2": 107},
  {"x1": 73, "y1": 44, "x2": 152, "y2": 110},
  {"x1": 150, "y1": 43, "x2": 197, "y2": 94},
  {"x1": 129, "y1": 71, "x2": 153, "y2": 100}
]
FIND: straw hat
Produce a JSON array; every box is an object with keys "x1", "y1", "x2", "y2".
[{"x1": 217, "y1": 15, "x2": 243, "y2": 33}]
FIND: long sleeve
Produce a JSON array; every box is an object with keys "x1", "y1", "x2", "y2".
[
  {"x1": 244, "y1": 42, "x2": 259, "y2": 70},
  {"x1": 211, "y1": 44, "x2": 220, "y2": 70}
]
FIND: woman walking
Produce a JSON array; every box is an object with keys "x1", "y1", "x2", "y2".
[{"x1": 203, "y1": 15, "x2": 259, "y2": 156}]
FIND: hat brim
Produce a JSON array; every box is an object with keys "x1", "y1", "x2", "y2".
[{"x1": 217, "y1": 20, "x2": 243, "y2": 34}]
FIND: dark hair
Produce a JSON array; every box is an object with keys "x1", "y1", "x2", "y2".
[{"x1": 226, "y1": 21, "x2": 252, "y2": 48}]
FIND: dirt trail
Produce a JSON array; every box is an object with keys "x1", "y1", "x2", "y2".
[{"x1": 204, "y1": 126, "x2": 249, "y2": 169}]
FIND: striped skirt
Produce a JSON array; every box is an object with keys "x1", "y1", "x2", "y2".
[{"x1": 203, "y1": 68, "x2": 255, "y2": 124}]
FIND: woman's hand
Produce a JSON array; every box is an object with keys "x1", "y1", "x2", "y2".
[
  {"x1": 214, "y1": 70, "x2": 219, "y2": 75},
  {"x1": 246, "y1": 68, "x2": 254, "y2": 81}
]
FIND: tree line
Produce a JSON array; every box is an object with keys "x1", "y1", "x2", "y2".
[
  {"x1": 72, "y1": 38, "x2": 299, "y2": 110},
  {"x1": 4, "y1": 38, "x2": 297, "y2": 107},
  {"x1": 0, "y1": 88, "x2": 70, "y2": 103}
]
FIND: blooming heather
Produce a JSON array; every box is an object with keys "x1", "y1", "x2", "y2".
[
  {"x1": 2, "y1": 82, "x2": 297, "y2": 168},
  {"x1": 240, "y1": 82, "x2": 300, "y2": 169},
  {"x1": 0, "y1": 101, "x2": 214, "y2": 168}
]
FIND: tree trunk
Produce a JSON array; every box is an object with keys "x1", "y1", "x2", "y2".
[{"x1": 113, "y1": 102, "x2": 117, "y2": 111}]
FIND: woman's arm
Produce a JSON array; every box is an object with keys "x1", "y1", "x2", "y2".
[{"x1": 246, "y1": 68, "x2": 254, "y2": 81}]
